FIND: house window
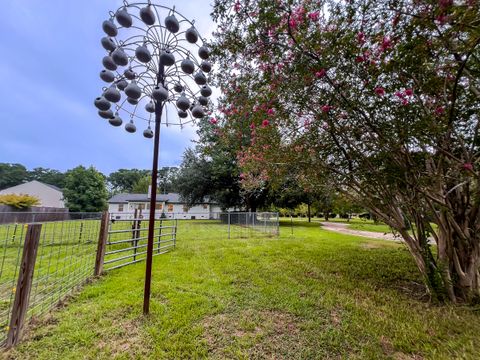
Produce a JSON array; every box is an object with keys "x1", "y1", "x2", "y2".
[
  {"x1": 118, "y1": 204, "x2": 124, "y2": 212},
  {"x1": 156, "y1": 203, "x2": 163, "y2": 210},
  {"x1": 183, "y1": 206, "x2": 189, "y2": 213},
  {"x1": 138, "y1": 203, "x2": 145, "y2": 210},
  {"x1": 167, "y1": 204, "x2": 174, "y2": 212}
]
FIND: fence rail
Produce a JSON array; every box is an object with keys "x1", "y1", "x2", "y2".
[{"x1": 103, "y1": 215, "x2": 177, "y2": 271}]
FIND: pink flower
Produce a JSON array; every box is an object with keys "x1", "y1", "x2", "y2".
[
  {"x1": 308, "y1": 11, "x2": 320, "y2": 21},
  {"x1": 234, "y1": 1, "x2": 241, "y2": 12},
  {"x1": 374, "y1": 87, "x2": 385, "y2": 96},
  {"x1": 315, "y1": 68, "x2": 327, "y2": 78},
  {"x1": 435, "y1": 106, "x2": 445, "y2": 115},
  {"x1": 405, "y1": 88, "x2": 414, "y2": 96},
  {"x1": 381, "y1": 36, "x2": 392, "y2": 51},
  {"x1": 250, "y1": 123, "x2": 256, "y2": 129},
  {"x1": 438, "y1": 0, "x2": 453, "y2": 9},
  {"x1": 321, "y1": 105, "x2": 332, "y2": 113},
  {"x1": 289, "y1": 18, "x2": 297, "y2": 29},
  {"x1": 209, "y1": 118, "x2": 217, "y2": 125},
  {"x1": 239, "y1": 173, "x2": 245, "y2": 179},
  {"x1": 267, "y1": 108, "x2": 275, "y2": 115},
  {"x1": 357, "y1": 32, "x2": 365, "y2": 44},
  {"x1": 262, "y1": 119, "x2": 270, "y2": 127},
  {"x1": 401, "y1": 98, "x2": 409, "y2": 106},
  {"x1": 462, "y1": 163, "x2": 473, "y2": 171},
  {"x1": 395, "y1": 91, "x2": 405, "y2": 98},
  {"x1": 355, "y1": 56, "x2": 365, "y2": 63},
  {"x1": 436, "y1": 14, "x2": 448, "y2": 25}
]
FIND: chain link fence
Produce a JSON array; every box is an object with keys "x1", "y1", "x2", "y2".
[{"x1": 109, "y1": 212, "x2": 280, "y2": 239}]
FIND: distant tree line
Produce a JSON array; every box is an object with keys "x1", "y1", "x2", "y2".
[
  {"x1": 0, "y1": 163, "x2": 179, "y2": 213},
  {"x1": 0, "y1": 159, "x2": 355, "y2": 217}
]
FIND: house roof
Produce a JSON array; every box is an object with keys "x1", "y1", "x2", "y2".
[
  {"x1": 44, "y1": 183, "x2": 63, "y2": 192},
  {"x1": 108, "y1": 192, "x2": 182, "y2": 204},
  {"x1": 0, "y1": 180, "x2": 63, "y2": 193}
]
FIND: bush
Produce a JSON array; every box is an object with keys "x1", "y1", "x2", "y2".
[
  {"x1": 0, "y1": 194, "x2": 40, "y2": 209},
  {"x1": 329, "y1": 213, "x2": 337, "y2": 219}
]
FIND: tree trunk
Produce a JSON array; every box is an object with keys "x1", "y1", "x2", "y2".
[{"x1": 307, "y1": 203, "x2": 311, "y2": 223}]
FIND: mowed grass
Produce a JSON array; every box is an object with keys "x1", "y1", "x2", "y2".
[
  {"x1": 284, "y1": 216, "x2": 394, "y2": 233},
  {"x1": 4, "y1": 220, "x2": 480, "y2": 359}
]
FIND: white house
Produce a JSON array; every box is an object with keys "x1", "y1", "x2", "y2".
[
  {"x1": 0, "y1": 180, "x2": 65, "y2": 208},
  {"x1": 108, "y1": 192, "x2": 226, "y2": 220}
]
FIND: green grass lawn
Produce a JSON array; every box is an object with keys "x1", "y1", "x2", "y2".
[
  {"x1": 283, "y1": 216, "x2": 394, "y2": 233},
  {"x1": 346, "y1": 222, "x2": 394, "y2": 233},
  {"x1": 4, "y1": 220, "x2": 480, "y2": 359}
]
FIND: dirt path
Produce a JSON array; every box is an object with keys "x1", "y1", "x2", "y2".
[{"x1": 319, "y1": 222, "x2": 403, "y2": 242}]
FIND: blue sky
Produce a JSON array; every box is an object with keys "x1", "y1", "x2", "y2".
[{"x1": 0, "y1": 0, "x2": 217, "y2": 175}]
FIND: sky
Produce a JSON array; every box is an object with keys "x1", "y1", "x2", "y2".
[{"x1": 0, "y1": 0, "x2": 218, "y2": 175}]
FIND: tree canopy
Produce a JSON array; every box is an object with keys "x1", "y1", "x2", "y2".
[
  {"x1": 107, "y1": 169, "x2": 150, "y2": 193},
  {"x1": 63, "y1": 166, "x2": 109, "y2": 212},
  {"x1": 0, "y1": 163, "x2": 29, "y2": 190},
  {"x1": 211, "y1": 0, "x2": 480, "y2": 302}
]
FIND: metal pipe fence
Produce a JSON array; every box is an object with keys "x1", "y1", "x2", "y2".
[{"x1": 104, "y1": 218, "x2": 177, "y2": 271}]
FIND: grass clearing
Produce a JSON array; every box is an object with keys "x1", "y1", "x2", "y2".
[{"x1": 3, "y1": 220, "x2": 480, "y2": 359}]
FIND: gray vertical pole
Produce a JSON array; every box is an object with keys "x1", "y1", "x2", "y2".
[
  {"x1": 277, "y1": 212, "x2": 280, "y2": 236},
  {"x1": 228, "y1": 212, "x2": 231, "y2": 239}
]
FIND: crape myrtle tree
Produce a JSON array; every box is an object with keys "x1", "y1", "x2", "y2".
[{"x1": 211, "y1": 0, "x2": 480, "y2": 303}]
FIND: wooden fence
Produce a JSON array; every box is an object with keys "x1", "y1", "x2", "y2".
[{"x1": 0, "y1": 206, "x2": 69, "y2": 224}]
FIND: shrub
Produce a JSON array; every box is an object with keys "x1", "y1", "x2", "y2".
[{"x1": 0, "y1": 194, "x2": 40, "y2": 209}]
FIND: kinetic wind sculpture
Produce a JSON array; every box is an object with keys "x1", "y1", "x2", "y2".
[{"x1": 95, "y1": 1, "x2": 212, "y2": 314}]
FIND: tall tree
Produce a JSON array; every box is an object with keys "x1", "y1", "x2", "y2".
[
  {"x1": 132, "y1": 175, "x2": 152, "y2": 194},
  {"x1": 158, "y1": 167, "x2": 179, "y2": 194},
  {"x1": 63, "y1": 166, "x2": 108, "y2": 212},
  {"x1": 212, "y1": 0, "x2": 480, "y2": 302},
  {"x1": 175, "y1": 119, "x2": 245, "y2": 210},
  {"x1": 28, "y1": 167, "x2": 66, "y2": 188},
  {"x1": 108, "y1": 169, "x2": 149, "y2": 193},
  {"x1": 0, "y1": 163, "x2": 29, "y2": 189}
]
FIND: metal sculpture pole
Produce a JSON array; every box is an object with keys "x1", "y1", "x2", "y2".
[{"x1": 95, "y1": 1, "x2": 212, "y2": 314}]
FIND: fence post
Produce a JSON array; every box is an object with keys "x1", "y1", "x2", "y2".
[
  {"x1": 132, "y1": 209, "x2": 139, "y2": 261},
  {"x1": 157, "y1": 219, "x2": 162, "y2": 253},
  {"x1": 174, "y1": 219, "x2": 177, "y2": 248},
  {"x1": 6, "y1": 223, "x2": 42, "y2": 348},
  {"x1": 277, "y1": 213, "x2": 280, "y2": 236},
  {"x1": 228, "y1": 212, "x2": 231, "y2": 239},
  {"x1": 94, "y1": 211, "x2": 109, "y2": 276}
]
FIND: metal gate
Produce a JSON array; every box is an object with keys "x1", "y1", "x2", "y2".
[{"x1": 104, "y1": 217, "x2": 177, "y2": 271}]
